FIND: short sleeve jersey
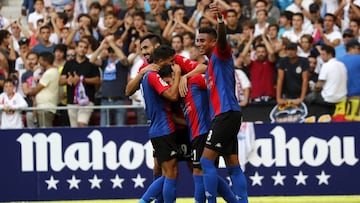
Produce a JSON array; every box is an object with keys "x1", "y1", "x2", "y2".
[
  {"x1": 183, "y1": 74, "x2": 211, "y2": 140},
  {"x1": 141, "y1": 71, "x2": 175, "y2": 138},
  {"x1": 206, "y1": 44, "x2": 240, "y2": 119}
]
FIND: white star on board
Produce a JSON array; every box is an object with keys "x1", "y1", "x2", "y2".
[
  {"x1": 271, "y1": 171, "x2": 286, "y2": 186},
  {"x1": 294, "y1": 171, "x2": 308, "y2": 186},
  {"x1": 249, "y1": 171, "x2": 264, "y2": 186},
  {"x1": 67, "y1": 175, "x2": 81, "y2": 190},
  {"x1": 316, "y1": 170, "x2": 330, "y2": 185},
  {"x1": 88, "y1": 174, "x2": 103, "y2": 189},
  {"x1": 45, "y1": 175, "x2": 59, "y2": 190},
  {"x1": 132, "y1": 173, "x2": 146, "y2": 188},
  {"x1": 111, "y1": 174, "x2": 125, "y2": 189}
]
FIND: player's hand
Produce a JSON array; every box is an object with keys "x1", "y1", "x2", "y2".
[
  {"x1": 209, "y1": 2, "x2": 221, "y2": 17},
  {"x1": 140, "y1": 64, "x2": 160, "y2": 75},
  {"x1": 172, "y1": 64, "x2": 181, "y2": 74},
  {"x1": 179, "y1": 76, "x2": 188, "y2": 97}
]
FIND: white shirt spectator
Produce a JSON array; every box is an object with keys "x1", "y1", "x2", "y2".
[
  {"x1": 254, "y1": 22, "x2": 269, "y2": 38},
  {"x1": 234, "y1": 69, "x2": 251, "y2": 103},
  {"x1": 318, "y1": 58, "x2": 347, "y2": 103},
  {"x1": 0, "y1": 92, "x2": 28, "y2": 129},
  {"x1": 324, "y1": 30, "x2": 342, "y2": 44},
  {"x1": 282, "y1": 29, "x2": 312, "y2": 43},
  {"x1": 28, "y1": 12, "x2": 44, "y2": 31}
]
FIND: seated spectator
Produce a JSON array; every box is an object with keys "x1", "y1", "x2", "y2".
[
  {"x1": 234, "y1": 67, "x2": 251, "y2": 107},
  {"x1": 28, "y1": 0, "x2": 45, "y2": 33},
  {"x1": 335, "y1": 29, "x2": 355, "y2": 60},
  {"x1": 308, "y1": 54, "x2": 319, "y2": 92},
  {"x1": 0, "y1": 79, "x2": 28, "y2": 129}
]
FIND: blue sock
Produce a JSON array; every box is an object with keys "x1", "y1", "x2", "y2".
[
  {"x1": 217, "y1": 175, "x2": 237, "y2": 203},
  {"x1": 193, "y1": 175, "x2": 206, "y2": 203},
  {"x1": 140, "y1": 176, "x2": 165, "y2": 202},
  {"x1": 227, "y1": 165, "x2": 248, "y2": 203},
  {"x1": 163, "y1": 178, "x2": 176, "y2": 203},
  {"x1": 154, "y1": 174, "x2": 164, "y2": 203},
  {"x1": 200, "y1": 157, "x2": 218, "y2": 203}
]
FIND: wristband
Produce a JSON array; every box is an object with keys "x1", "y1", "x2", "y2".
[{"x1": 217, "y1": 15, "x2": 224, "y2": 24}]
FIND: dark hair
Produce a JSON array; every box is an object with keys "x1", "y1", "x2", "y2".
[
  {"x1": 293, "y1": 12, "x2": 304, "y2": 20},
  {"x1": 321, "y1": 45, "x2": 335, "y2": 57},
  {"x1": 134, "y1": 10, "x2": 145, "y2": 20},
  {"x1": 0, "y1": 30, "x2": 10, "y2": 44},
  {"x1": 280, "y1": 10, "x2": 293, "y2": 21},
  {"x1": 39, "y1": 25, "x2": 51, "y2": 32},
  {"x1": 255, "y1": 0, "x2": 268, "y2": 7},
  {"x1": 158, "y1": 65, "x2": 173, "y2": 78},
  {"x1": 229, "y1": 0, "x2": 242, "y2": 7},
  {"x1": 27, "y1": 51, "x2": 39, "y2": 59},
  {"x1": 268, "y1": 23, "x2": 279, "y2": 32},
  {"x1": 172, "y1": 35, "x2": 183, "y2": 43},
  {"x1": 241, "y1": 20, "x2": 255, "y2": 29},
  {"x1": 39, "y1": 52, "x2": 55, "y2": 65},
  {"x1": 324, "y1": 13, "x2": 336, "y2": 22},
  {"x1": 89, "y1": 1, "x2": 102, "y2": 10},
  {"x1": 226, "y1": 9, "x2": 237, "y2": 16},
  {"x1": 4, "y1": 78, "x2": 15, "y2": 85},
  {"x1": 18, "y1": 37, "x2": 30, "y2": 46},
  {"x1": 77, "y1": 13, "x2": 93, "y2": 25},
  {"x1": 152, "y1": 45, "x2": 176, "y2": 63},
  {"x1": 82, "y1": 35, "x2": 99, "y2": 51},
  {"x1": 198, "y1": 27, "x2": 217, "y2": 39},
  {"x1": 56, "y1": 12, "x2": 68, "y2": 25},
  {"x1": 140, "y1": 34, "x2": 162, "y2": 45},
  {"x1": 54, "y1": 44, "x2": 67, "y2": 59}
]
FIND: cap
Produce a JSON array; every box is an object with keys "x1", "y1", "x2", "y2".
[
  {"x1": 18, "y1": 37, "x2": 30, "y2": 45},
  {"x1": 346, "y1": 39, "x2": 360, "y2": 50},
  {"x1": 286, "y1": 42, "x2": 298, "y2": 50},
  {"x1": 343, "y1": 28, "x2": 354, "y2": 37}
]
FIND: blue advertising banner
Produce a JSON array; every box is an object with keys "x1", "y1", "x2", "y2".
[{"x1": 0, "y1": 123, "x2": 359, "y2": 201}]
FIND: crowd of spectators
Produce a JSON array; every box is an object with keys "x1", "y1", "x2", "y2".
[{"x1": 0, "y1": 0, "x2": 359, "y2": 128}]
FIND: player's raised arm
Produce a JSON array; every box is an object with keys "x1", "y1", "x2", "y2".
[{"x1": 209, "y1": 2, "x2": 227, "y2": 50}]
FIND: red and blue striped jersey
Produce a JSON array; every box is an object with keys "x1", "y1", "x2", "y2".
[
  {"x1": 183, "y1": 74, "x2": 211, "y2": 141},
  {"x1": 206, "y1": 44, "x2": 241, "y2": 119},
  {"x1": 141, "y1": 71, "x2": 175, "y2": 138}
]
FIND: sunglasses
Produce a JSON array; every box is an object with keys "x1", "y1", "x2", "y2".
[{"x1": 66, "y1": 53, "x2": 76, "y2": 57}]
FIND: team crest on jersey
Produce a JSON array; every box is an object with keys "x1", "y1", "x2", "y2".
[{"x1": 269, "y1": 102, "x2": 308, "y2": 123}]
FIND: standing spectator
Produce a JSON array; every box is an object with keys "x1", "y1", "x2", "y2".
[
  {"x1": 283, "y1": 13, "x2": 311, "y2": 43},
  {"x1": 145, "y1": 0, "x2": 166, "y2": 35},
  {"x1": 306, "y1": 45, "x2": 347, "y2": 104},
  {"x1": 276, "y1": 42, "x2": 310, "y2": 105},
  {"x1": 118, "y1": 0, "x2": 138, "y2": 27},
  {"x1": 278, "y1": 10, "x2": 293, "y2": 38},
  {"x1": 0, "y1": 30, "x2": 17, "y2": 77},
  {"x1": 63, "y1": 3, "x2": 76, "y2": 28},
  {"x1": 241, "y1": 33, "x2": 277, "y2": 103},
  {"x1": 298, "y1": 34, "x2": 313, "y2": 57},
  {"x1": 15, "y1": 37, "x2": 31, "y2": 99},
  {"x1": 21, "y1": 52, "x2": 40, "y2": 128},
  {"x1": 0, "y1": 79, "x2": 28, "y2": 129},
  {"x1": 60, "y1": 40, "x2": 101, "y2": 127},
  {"x1": 32, "y1": 25, "x2": 56, "y2": 54},
  {"x1": 267, "y1": 23, "x2": 281, "y2": 51},
  {"x1": 21, "y1": 0, "x2": 35, "y2": 16},
  {"x1": 335, "y1": 29, "x2": 355, "y2": 60},
  {"x1": 90, "y1": 35, "x2": 129, "y2": 126},
  {"x1": 28, "y1": 0, "x2": 45, "y2": 34},
  {"x1": 6, "y1": 19, "x2": 31, "y2": 53},
  {"x1": 340, "y1": 39, "x2": 360, "y2": 97},
  {"x1": 319, "y1": 13, "x2": 342, "y2": 48},
  {"x1": 171, "y1": 35, "x2": 188, "y2": 58},
  {"x1": 28, "y1": 52, "x2": 59, "y2": 127},
  {"x1": 53, "y1": 44, "x2": 70, "y2": 126},
  {"x1": 254, "y1": 9, "x2": 269, "y2": 37}
]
